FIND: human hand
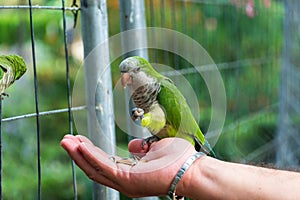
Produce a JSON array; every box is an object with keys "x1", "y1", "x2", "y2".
[{"x1": 60, "y1": 134, "x2": 198, "y2": 197}]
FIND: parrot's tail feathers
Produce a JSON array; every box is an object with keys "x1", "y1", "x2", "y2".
[
  {"x1": 193, "y1": 137, "x2": 216, "y2": 158},
  {"x1": 204, "y1": 140, "x2": 217, "y2": 158},
  {"x1": 193, "y1": 136, "x2": 209, "y2": 154},
  {"x1": 193, "y1": 136, "x2": 203, "y2": 152}
]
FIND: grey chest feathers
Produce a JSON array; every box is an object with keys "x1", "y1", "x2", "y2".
[{"x1": 131, "y1": 82, "x2": 161, "y2": 113}]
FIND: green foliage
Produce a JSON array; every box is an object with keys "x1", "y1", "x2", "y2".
[{"x1": 215, "y1": 109, "x2": 277, "y2": 163}]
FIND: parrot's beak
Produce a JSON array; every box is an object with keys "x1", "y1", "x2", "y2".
[{"x1": 121, "y1": 72, "x2": 132, "y2": 89}]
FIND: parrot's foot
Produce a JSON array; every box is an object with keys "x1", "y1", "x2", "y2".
[
  {"x1": 131, "y1": 107, "x2": 144, "y2": 121},
  {"x1": 141, "y1": 135, "x2": 160, "y2": 150},
  {"x1": 1, "y1": 92, "x2": 9, "y2": 99},
  {"x1": 109, "y1": 155, "x2": 142, "y2": 166}
]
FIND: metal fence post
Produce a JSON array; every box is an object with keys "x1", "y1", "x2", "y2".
[
  {"x1": 119, "y1": 1, "x2": 159, "y2": 200},
  {"x1": 276, "y1": 0, "x2": 300, "y2": 167},
  {"x1": 80, "y1": 0, "x2": 119, "y2": 199},
  {"x1": 119, "y1": 0, "x2": 151, "y2": 140}
]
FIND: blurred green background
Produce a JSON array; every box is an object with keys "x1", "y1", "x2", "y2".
[{"x1": 0, "y1": 0, "x2": 286, "y2": 199}]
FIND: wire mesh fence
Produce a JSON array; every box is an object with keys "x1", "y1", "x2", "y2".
[
  {"x1": 0, "y1": 0, "x2": 298, "y2": 200},
  {"x1": 0, "y1": 0, "x2": 80, "y2": 199}
]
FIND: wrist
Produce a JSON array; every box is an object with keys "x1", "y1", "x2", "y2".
[
  {"x1": 176, "y1": 155, "x2": 219, "y2": 199},
  {"x1": 175, "y1": 154, "x2": 207, "y2": 198}
]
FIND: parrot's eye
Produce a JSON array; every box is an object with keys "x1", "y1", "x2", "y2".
[{"x1": 135, "y1": 67, "x2": 141, "y2": 73}]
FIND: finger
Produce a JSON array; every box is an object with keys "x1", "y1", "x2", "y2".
[
  {"x1": 78, "y1": 142, "x2": 136, "y2": 192},
  {"x1": 61, "y1": 134, "x2": 89, "y2": 147},
  {"x1": 61, "y1": 136, "x2": 105, "y2": 177},
  {"x1": 61, "y1": 134, "x2": 94, "y2": 146},
  {"x1": 61, "y1": 137, "x2": 122, "y2": 190},
  {"x1": 78, "y1": 142, "x2": 126, "y2": 181},
  {"x1": 75, "y1": 135, "x2": 94, "y2": 145},
  {"x1": 60, "y1": 137, "x2": 96, "y2": 173},
  {"x1": 128, "y1": 139, "x2": 150, "y2": 155},
  {"x1": 60, "y1": 135, "x2": 81, "y2": 151}
]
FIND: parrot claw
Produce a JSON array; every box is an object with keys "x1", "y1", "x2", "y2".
[
  {"x1": 131, "y1": 107, "x2": 144, "y2": 121},
  {"x1": 141, "y1": 135, "x2": 160, "y2": 150},
  {"x1": 1, "y1": 92, "x2": 9, "y2": 99}
]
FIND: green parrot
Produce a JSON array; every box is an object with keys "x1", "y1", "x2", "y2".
[
  {"x1": 0, "y1": 55, "x2": 27, "y2": 97},
  {"x1": 120, "y1": 56, "x2": 215, "y2": 157}
]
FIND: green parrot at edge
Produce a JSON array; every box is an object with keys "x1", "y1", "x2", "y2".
[
  {"x1": 0, "y1": 55, "x2": 27, "y2": 96},
  {"x1": 120, "y1": 56, "x2": 216, "y2": 157}
]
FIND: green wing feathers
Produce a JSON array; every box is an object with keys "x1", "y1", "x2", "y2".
[
  {"x1": 0, "y1": 55, "x2": 27, "y2": 94},
  {"x1": 157, "y1": 78, "x2": 216, "y2": 156},
  {"x1": 157, "y1": 78, "x2": 206, "y2": 144},
  {"x1": 0, "y1": 55, "x2": 27, "y2": 80},
  {"x1": 5, "y1": 55, "x2": 27, "y2": 80}
]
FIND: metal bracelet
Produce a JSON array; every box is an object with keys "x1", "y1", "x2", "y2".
[{"x1": 168, "y1": 152, "x2": 205, "y2": 199}]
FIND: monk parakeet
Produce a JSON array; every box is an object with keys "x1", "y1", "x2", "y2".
[
  {"x1": 120, "y1": 56, "x2": 215, "y2": 157},
  {"x1": 0, "y1": 55, "x2": 27, "y2": 97}
]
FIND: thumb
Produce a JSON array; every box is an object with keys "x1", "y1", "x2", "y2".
[{"x1": 128, "y1": 139, "x2": 151, "y2": 157}]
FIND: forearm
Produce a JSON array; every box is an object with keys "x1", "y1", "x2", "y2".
[{"x1": 178, "y1": 156, "x2": 300, "y2": 200}]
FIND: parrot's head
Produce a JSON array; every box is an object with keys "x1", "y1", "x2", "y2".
[{"x1": 119, "y1": 56, "x2": 159, "y2": 89}]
